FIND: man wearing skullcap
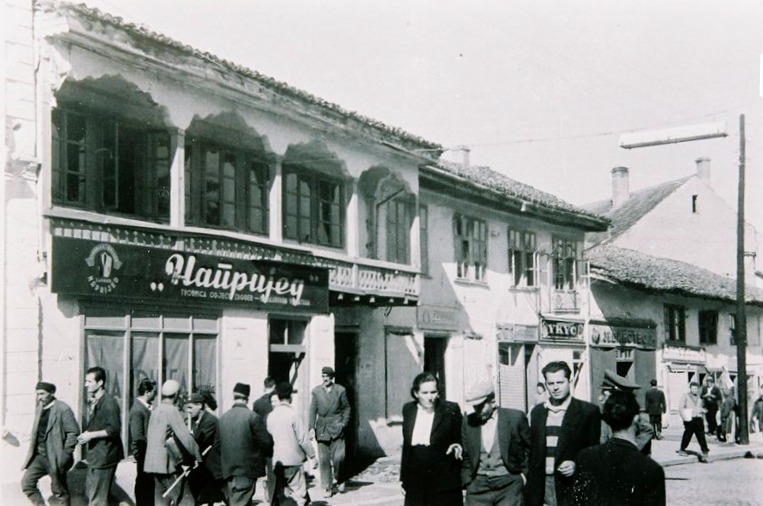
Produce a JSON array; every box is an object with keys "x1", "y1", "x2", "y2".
[
  {"x1": 22, "y1": 381, "x2": 80, "y2": 506},
  {"x1": 144, "y1": 379, "x2": 202, "y2": 505},
  {"x1": 308, "y1": 366, "x2": 351, "y2": 497},
  {"x1": 185, "y1": 393, "x2": 224, "y2": 505},
  {"x1": 217, "y1": 382, "x2": 273, "y2": 506},
  {"x1": 128, "y1": 378, "x2": 156, "y2": 506}
]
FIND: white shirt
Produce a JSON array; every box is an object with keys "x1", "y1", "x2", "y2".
[{"x1": 411, "y1": 405, "x2": 435, "y2": 446}]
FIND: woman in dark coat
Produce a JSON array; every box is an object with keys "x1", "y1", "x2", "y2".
[{"x1": 400, "y1": 371, "x2": 463, "y2": 506}]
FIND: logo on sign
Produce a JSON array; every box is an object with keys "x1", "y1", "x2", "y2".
[{"x1": 85, "y1": 243, "x2": 123, "y2": 294}]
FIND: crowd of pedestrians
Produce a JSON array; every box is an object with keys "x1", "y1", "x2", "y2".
[{"x1": 23, "y1": 359, "x2": 762, "y2": 506}]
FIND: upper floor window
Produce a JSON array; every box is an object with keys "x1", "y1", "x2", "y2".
[
  {"x1": 729, "y1": 313, "x2": 738, "y2": 346},
  {"x1": 664, "y1": 304, "x2": 686, "y2": 342},
  {"x1": 698, "y1": 310, "x2": 718, "y2": 345},
  {"x1": 508, "y1": 230, "x2": 536, "y2": 287},
  {"x1": 283, "y1": 167, "x2": 345, "y2": 248},
  {"x1": 420, "y1": 205, "x2": 429, "y2": 275},
  {"x1": 52, "y1": 108, "x2": 170, "y2": 222},
  {"x1": 454, "y1": 215, "x2": 487, "y2": 281},
  {"x1": 552, "y1": 237, "x2": 582, "y2": 290}
]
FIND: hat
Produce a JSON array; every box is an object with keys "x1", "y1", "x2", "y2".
[
  {"x1": 35, "y1": 382, "x2": 56, "y2": 394},
  {"x1": 650, "y1": 379, "x2": 658, "y2": 387},
  {"x1": 186, "y1": 392, "x2": 205, "y2": 404},
  {"x1": 465, "y1": 380, "x2": 494, "y2": 406},
  {"x1": 601, "y1": 370, "x2": 640, "y2": 392},
  {"x1": 161, "y1": 379, "x2": 181, "y2": 397},
  {"x1": 321, "y1": 366, "x2": 335, "y2": 377},
  {"x1": 233, "y1": 382, "x2": 251, "y2": 398}
]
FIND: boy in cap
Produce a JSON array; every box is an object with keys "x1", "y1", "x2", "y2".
[
  {"x1": 217, "y1": 382, "x2": 273, "y2": 506},
  {"x1": 185, "y1": 393, "x2": 224, "y2": 505},
  {"x1": 144, "y1": 379, "x2": 202, "y2": 505},
  {"x1": 308, "y1": 366, "x2": 351, "y2": 497},
  {"x1": 461, "y1": 379, "x2": 530, "y2": 505},
  {"x1": 22, "y1": 381, "x2": 80, "y2": 506}
]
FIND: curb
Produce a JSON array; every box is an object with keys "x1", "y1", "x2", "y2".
[{"x1": 660, "y1": 449, "x2": 763, "y2": 467}]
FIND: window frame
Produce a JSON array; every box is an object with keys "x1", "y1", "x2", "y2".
[
  {"x1": 552, "y1": 237, "x2": 582, "y2": 291},
  {"x1": 508, "y1": 229, "x2": 537, "y2": 287},
  {"x1": 698, "y1": 310, "x2": 718, "y2": 345},
  {"x1": 282, "y1": 165, "x2": 346, "y2": 248},
  {"x1": 664, "y1": 304, "x2": 687, "y2": 342},
  {"x1": 419, "y1": 204, "x2": 429, "y2": 275},
  {"x1": 454, "y1": 214, "x2": 488, "y2": 282}
]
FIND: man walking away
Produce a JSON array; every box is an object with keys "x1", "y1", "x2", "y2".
[
  {"x1": 21, "y1": 381, "x2": 80, "y2": 506},
  {"x1": 78, "y1": 366, "x2": 124, "y2": 506},
  {"x1": 128, "y1": 378, "x2": 156, "y2": 506},
  {"x1": 267, "y1": 382, "x2": 317, "y2": 506},
  {"x1": 461, "y1": 380, "x2": 530, "y2": 506},
  {"x1": 253, "y1": 376, "x2": 277, "y2": 504},
  {"x1": 309, "y1": 366, "x2": 351, "y2": 498},
  {"x1": 144, "y1": 379, "x2": 202, "y2": 506},
  {"x1": 186, "y1": 392, "x2": 224, "y2": 505},
  {"x1": 597, "y1": 370, "x2": 653, "y2": 456},
  {"x1": 701, "y1": 377, "x2": 722, "y2": 437},
  {"x1": 573, "y1": 391, "x2": 665, "y2": 506},
  {"x1": 678, "y1": 382, "x2": 710, "y2": 462},
  {"x1": 644, "y1": 379, "x2": 666, "y2": 440},
  {"x1": 525, "y1": 361, "x2": 600, "y2": 506},
  {"x1": 218, "y1": 382, "x2": 274, "y2": 506}
]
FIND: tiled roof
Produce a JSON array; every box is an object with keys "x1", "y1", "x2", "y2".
[
  {"x1": 583, "y1": 176, "x2": 691, "y2": 245},
  {"x1": 588, "y1": 244, "x2": 763, "y2": 306},
  {"x1": 428, "y1": 162, "x2": 609, "y2": 226},
  {"x1": 54, "y1": 2, "x2": 442, "y2": 152}
]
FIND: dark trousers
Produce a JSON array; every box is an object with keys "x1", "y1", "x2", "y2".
[
  {"x1": 134, "y1": 458, "x2": 154, "y2": 506},
  {"x1": 466, "y1": 474, "x2": 523, "y2": 506},
  {"x1": 226, "y1": 476, "x2": 256, "y2": 506},
  {"x1": 85, "y1": 465, "x2": 117, "y2": 506},
  {"x1": 317, "y1": 437, "x2": 346, "y2": 488},
  {"x1": 705, "y1": 404, "x2": 719, "y2": 433},
  {"x1": 403, "y1": 446, "x2": 463, "y2": 506},
  {"x1": 681, "y1": 418, "x2": 709, "y2": 453},
  {"x1": 22, "y1": 453, "x2": 71, "y2": 506},
  {"x1": 649, "y1": 414, "x2": 663, "y2": 437}
]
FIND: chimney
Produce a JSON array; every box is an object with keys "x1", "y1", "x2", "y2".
[
  {"x1": 696, "y1": 157, "x2": 711, "y2": 181},
  {"x1": 440, "y1": 145, "x2": 470, "y2": 168},
  {"x1": 611, "y1": 166, "x2": 630, "y2": 209}
]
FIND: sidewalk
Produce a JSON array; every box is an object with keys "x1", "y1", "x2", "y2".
[{"x1": 3, "y1": 427, "x2": 762, "y2": 506}]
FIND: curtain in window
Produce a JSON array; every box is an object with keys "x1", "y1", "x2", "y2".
[
  {"x1": 164, "y1": 334, "x2": 190, "y2": 397},
  {"x1": 131, "y1": 332, "x2": 159, "y2": 397},
  {"x1": 86, "y1": 331, "x2": 124, "y2": 401},
  {"x1": 193, "y1": 336, "x2": 217, "y2": 394}
]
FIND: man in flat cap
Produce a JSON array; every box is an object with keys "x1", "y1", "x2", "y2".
[
  {"x1": 185, "y1": 392, "x2": 224, "y2": 505},
  {"x1": 308, "y1": 366, "x2": 351, "y2": 497},
  {"x1": 144, "y1": 379, "x2": 202, "y2": 505},
  {"x1": 22, "y1": 381, "x2": 80, "y2": 506},
  {"x1": 461, "y1": 380, "x2": 530, "y2": 506},
  {"x1": 217, "y1": 382, "x2": 273, "y2": 506},
  {"x1": 128, "y1": 378, "x2": 156, "y2": 506},
  {"x1": 597, "y1": 370, "x2": 653, "y2": 455}
]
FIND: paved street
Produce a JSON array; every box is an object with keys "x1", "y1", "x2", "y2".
[{"x1": 666, "y1": 459, "x2": 763, "y2": 506}]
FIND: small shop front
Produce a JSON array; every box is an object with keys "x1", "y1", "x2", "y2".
[
  {"x1": 661, "y1": 344, "x2": 707, "y2": 416},
  {"x1": 496, "y1": 322, "x2": 539, "y2": 411}
]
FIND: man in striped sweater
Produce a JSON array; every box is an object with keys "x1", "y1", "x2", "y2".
[{"x1": 526, "y1": 361, "x2": 600, "y2": 506}]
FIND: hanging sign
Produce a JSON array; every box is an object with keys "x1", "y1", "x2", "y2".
[{"x1": 541, "y1": 319, "x2": 584, "y2": 341}]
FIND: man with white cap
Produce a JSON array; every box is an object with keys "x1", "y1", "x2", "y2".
[
  {"x1": 461, "y1": 379, "x2": 530, "y2": 506},
  {"x1": 144, "y1": 379, "x2": 202, "y2": 505}
]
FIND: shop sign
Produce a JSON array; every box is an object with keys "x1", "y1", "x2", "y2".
[
  {"x1": 541, "y1": 319, "x2": 583, "y2": 341},
  {"x1": 662, "y1": 345, "x2": 706, "y2": 364},
  {"x1": 590, "y1": 324, "x2": 657, "y2": 350},
  {"x1": 417, "y1": 305, "x2": 460, "y2": 331},
  {"x1": 615, "y1": 348, "x2": 634, "y2": 361},
  {"x1": 51, "y1": 237, "x2": 329, "y2": 313},
  {"x1": 497, "y1": 323, "x2": 538, "y2": 342}
]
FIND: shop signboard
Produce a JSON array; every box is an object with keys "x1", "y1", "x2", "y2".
[
  {"x1": 497, "y1": 323, "x2": 539, "y2": 342},
  {"x1": 51, "y1": 237, "x2": 329, "y2": 313},
  {"x1": 417, "y1": 305, "x2": 461, "y2": 331},
  {"x1": 589, "y1": 323, "x2": 657, "y2": 350},
  {"x1": 662, "y1": 344, "x2": 706, "y2": 364},
  {"x1": 541, "y1": 319, "x2": 584, "y2": 341}
]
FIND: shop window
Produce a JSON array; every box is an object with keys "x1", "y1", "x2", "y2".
[
  {"x1": 698, "y1": 310, "x2": 718, "y2": 345},
  {"x1": 52, "y1": 108, "x2": 170, "y2": 222},
  {"x1": 454, "y1": 214, "x2": 487, "y2": 281},
  {"x1": 552, "y1": 237, "x2": 582, "y2": 290},
  {"x1": 283, "y1": 167, "x2": 345, "y2": 248},
  {"x1": 664, "y1": 305, "x2": 686, "y2": 342},
  {"x1": 268, "y1": 318, "x2": 308, "y2": 403},
  {"x1": 419, "y1": 204, "x2": 429, "y2": 275},
  {"x1": 184, "y1": 140, "x2": 270, "y2": 235},
  {"x1": 508, "y1": 230, "x2": 536, "y2": 287}
]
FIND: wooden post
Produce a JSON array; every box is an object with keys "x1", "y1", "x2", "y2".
[{"x1": 736, "y1": 114, "x2": 748, "y2": 445}]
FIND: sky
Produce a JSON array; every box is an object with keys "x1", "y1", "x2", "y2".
[{"x1": 83, "y1": 0, "x2": 763, "y2": 234}]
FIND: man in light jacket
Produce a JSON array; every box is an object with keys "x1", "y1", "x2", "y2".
[
  {"x1": 678, "y1": 381, "x2": 709, "y2": 462},
  {"x1": 267, "y1": 382, "x2": 317, "y2": 506},
  {"x1": 144, "y1": 380, "x2": 202, "y2": 505},
  {"x1": 21, "y1": 381, "x2": 80, "y2": 506}
]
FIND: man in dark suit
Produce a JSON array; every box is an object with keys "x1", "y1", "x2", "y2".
[
  {"x1": 128, "y1": 378, "x2": 156, "y2": 506},
  {"x1": 461, "y1": 380, "x2": 530, "y2": 506},
  {"x1": 252, "y1": 377, "x2": 276, "y2": 418},
  {"x1": 572, "y1": 391, "x2": 665, "y2": 506},
  {"x1": 644, "y1": 379, "x2": 666, "y2": 440},
  {"x1": 700, "y1": 376, "x2": 722, "y2": 436},
  {"x1": 186, "y1": 393, "x2": 224, "y2": 505},
  {"x1": 526, "y1": 361, "x2": 600, "y2": 506},
  {"x1": 21, "y1": 381, "x2": 80, "y2": 506},
  {"x1": 308, "y1": 366, "x2": 351, "y2": 497}
]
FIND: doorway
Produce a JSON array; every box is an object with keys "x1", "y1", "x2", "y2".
[
  {"x1": 335, "y1": 332, "x2": 358, "y2": 460},
  {"x1": 424, "y1": 335, "x2": 448, "y2": 398},
  {"x1": 268, "y1": 318, "x2": 309, "y2": 418}
]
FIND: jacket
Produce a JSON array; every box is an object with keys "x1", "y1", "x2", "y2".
[
  {"x1": 217, "y1": 403, "x2": 274, "y2": 479},
  {"x1": 267, "y1": 402, "x2": 315, "y2": 467},
  {"x1": 644, "y1": 388, "x2": 666, "y2": 416},
  {"x1": 308, "y1": 383, "x2": 351, "y2": 441},
  {"x1": 192, "y1": 410, "x2": 223, "y2": 479},
  {"x1": 23, "y1": 399, "x2": 80, "y2": 475},
  {"x1": 128, "y1": 399, "x2": 151, "y2": 463},
  {"x1": 84, "y1": 393, "x2": 124, "y2": 468},
  {"x1": 461, "y1": 407, "x2": 530, "y2": 486},
  {"x1": 526, "y1": 397, "x2": 601, "y2": 506},
  {"x1": 679, "y1": 392, "x2": 704, "y2": 420},
  {"x1": 252, "y1": 393, "x2": 274, "y2": 419},
  {"x1": 400, "y1": 399, "x2": 463, "y2": 494},
  {"x1": 573, "y1": 438, "x2": 666, "y2": 506},
  {"x1": 144, "y1": 401, "x2": 201, "y2": 474}
]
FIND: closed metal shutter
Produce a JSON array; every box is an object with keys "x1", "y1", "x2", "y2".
[
  {"x1": 667, "y1": 370, "x2": 688, "y2": 412},
  {"x1": 498, "y1": 344, "x2": 526, "y2": 410}
]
